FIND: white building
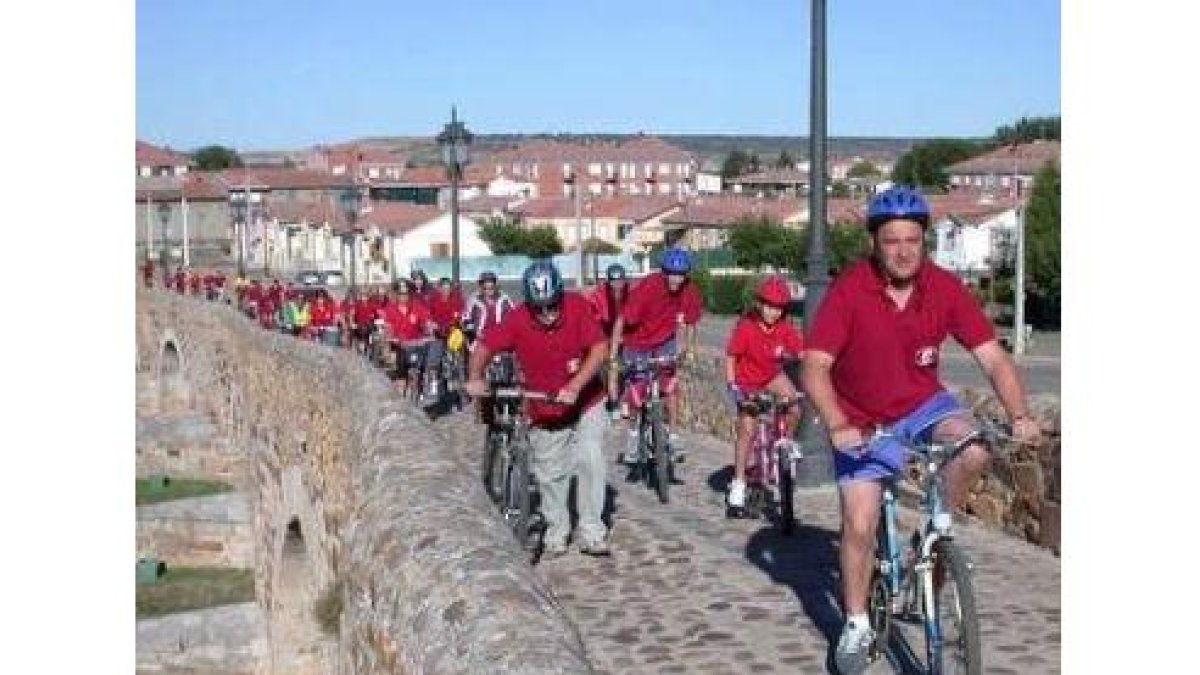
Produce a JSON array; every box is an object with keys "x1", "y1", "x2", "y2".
[{"x1": 930, "y1": 207, "x2": 1018, "y2": 279}]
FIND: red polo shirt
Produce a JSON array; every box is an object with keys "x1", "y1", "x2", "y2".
[
  {"x1": 620, "y1": 272, "x2": 703, "y2": 350},
  {"x1": 726, "y1": 315, "x2": 805, "y2": 389},
  {"x1": 379, "y1": 300, "x2": 430, "y2": 341},
  {"x1": 807, "y1": 258, "x2": 995, "y2": 429},
  {"x1": 482, "y1": 292, "x2": 606, "y2": 427},
  {"x1": 428, "y1": 290, "x2": 465, "y2": 333},
  {"x1": 309, "y1": 301, "x2": 337, "y2": 329}
]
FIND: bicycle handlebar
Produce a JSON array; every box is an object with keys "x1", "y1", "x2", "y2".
[{"x1": 486, "y1": 387, "x2": 555, "y2": 402}]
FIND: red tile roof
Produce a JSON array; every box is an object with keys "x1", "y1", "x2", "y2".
[
  {"x1": 488, "y1": 135, "x2": 694, "y2": 165},
  {"x1": 946, "y1": 140, "x2": 1060, "y2": 176},
  {"x1": 135, "y1": 173, "x2": 227, "y2": 202},
  {"x1": 663, "y1": 195, "x2": 805, "y2": 228},
  {"x1": 358, "y1": 201, "x2": 444, "y2": 235},
  {"x1": 136, "y1": 140, "x2": 191, "y2": 167},
  {"x1": 512, "y1": 195, "x2": 681, "y2": 222},
  {"x1": 263, "y1": 198, "x2": 349, "y2": 227},
  {"x1": 218, "y1": 167, "x2": 357, "y2": 190}
]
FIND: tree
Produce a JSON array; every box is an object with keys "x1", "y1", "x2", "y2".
[
  {"x1": 727, "y1": 216, "x2": 802, "y2": 272},
  {"x1": 192, "y1": 145, "x2": 243, "y2": 170},
  {"x1": 1023, "y1": 161, "x2": 1060, "y2": 325},
  {"x1": 847, "y1": 160, "x2": 881, "y2": 179},
  {"x1": 721, "y1": 149, "x2": 754, "y2": 181},
  {"x1": 993, "y1": 116, "x2": 1060, "y2": 145},
  {"x1": 776, "y1": 150, "x2": 795, "y2": 169},
  {"x1": 827, "y1": 223, "x2": 870, "y2": 272},
  {"x1": 580, "y1": 237, "x2": 620, "y2": 254},
  {"x1": 478, "y1": 218, "x2": 526, "y2": 255},
  {"x1": 830, "y1": 181, "x2": 850, "y2": 198},
  {"x1": 522, "y1": 226, "x2": 564, "y2": 258},
  {"x1": 891, "y1": 139, "x2": 985, "y2": 190}
]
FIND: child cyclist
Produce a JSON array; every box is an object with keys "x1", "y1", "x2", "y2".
[{"x1": 724, "y1": 276, "x2": 805, "y2": 518}]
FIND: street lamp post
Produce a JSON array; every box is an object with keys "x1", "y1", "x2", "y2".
[
  {"x1": 231, "y1": 194, "x2": 247, "y2": 278},
  {"x1": 802, "y1": 0, "x2": 830, "y2": 331},
  {"x1": 797, "y1": 0, "x2": 835, "y2": 489},
  {"x1": 437, "y1": 107, "x2": 473, "y2": 288},
  {"x1": 157, "y1": 202, "x2": 172, "y2": 269},
  {"x1": 340, "y1": 189, "x2": 362, "y2": 290}
]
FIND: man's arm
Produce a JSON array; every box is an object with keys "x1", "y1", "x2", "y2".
[
  {"x1": 971, "y1": 340, "x2": 1042, "y2": 442},
  {"x1": 557, "y1": 340, "x2": 608, "y2": 404},
  {"x1": 801, "y1": 350, "x2": 862, "y2": 451},
  {"x1": 609, "y1": 316, "x2": 625, "y2": 360}
]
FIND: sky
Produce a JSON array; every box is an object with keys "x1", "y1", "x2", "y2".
[{"x1": 136, "y1": 0, "x2": 1060, "y2": 150}]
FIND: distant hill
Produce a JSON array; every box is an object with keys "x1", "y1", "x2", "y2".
[{"x1": 256, "y1": 133, "x2": 961, "y2": 168}]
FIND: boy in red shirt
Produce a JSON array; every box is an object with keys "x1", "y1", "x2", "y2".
[
  {"x1": 723, "y1": 276, "x2": 805, "y2": 518},
  {"x1": 379, "y1": 282, "x2": 438, "y2": 401},
  {"x1": 308, "y1": 291, "x2": 340, "y2": 344}
]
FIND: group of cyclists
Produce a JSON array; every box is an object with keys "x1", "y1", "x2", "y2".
[{"x1": 144, "y1": 185, "x2": 1043, "y2": 675}]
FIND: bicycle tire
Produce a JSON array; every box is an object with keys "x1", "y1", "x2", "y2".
[
  {"x1": 509, "y1": 437, "x2": 534, "y2": 550},
  {"x1": 867, "y1": 570, "x2": 892, "y2": 664},
  {"x1": 924, "y1": 539, "x2": 982, "y2": 675},
  {"x1": 777, "y1": 443, "x2": 795, "y2": 535},
  {"x1": 482, "y1": 430, "x2": 509, "y2": 504},
  {"x1": 651, "y1": 409, "x2": 670, "y2": 504}
]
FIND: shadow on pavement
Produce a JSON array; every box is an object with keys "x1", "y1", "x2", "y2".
[{"x1": 744, "y1": 523, "x2": 843, "y2": 673}]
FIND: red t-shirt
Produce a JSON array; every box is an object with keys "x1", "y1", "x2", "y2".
[
  {"x1": 427, "y1": 291, "x2": 465, "y2": 333},
  {"x1": 350, "y1": 299, "x2": 376, "y2": 326},
  {"x1": 807, "y1": 258, "x2": 996, "y2": 428},
  {"x1": 379, "y1": 301, "x2": 431, "y2": 341},
  {"x1": 309, "y1": 301, "x2": 337, "y2": 329},
  {"x1": 620, "y1": 272, "x2": 703, "y2": 350},
  {"x1": 589, "y1": 282, "x2": 629, "y2": 338},
  {"x1": 726, "y1": 315, "x2": 805, "y2": 389},
  {"x1": 482, "y1": 292, "x2": 606, "y2": 427}
]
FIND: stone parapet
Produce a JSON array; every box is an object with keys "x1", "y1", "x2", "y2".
[{"x1": 136, "y1": 289, "x2": 593, "y2": 674}]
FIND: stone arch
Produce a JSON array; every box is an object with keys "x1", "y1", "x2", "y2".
[
  {"x1": 157, "y1": 329, "x2": 190, "y2": 408},
  {"x1": 270, "y1": 465, "x2": 333, "y2": 670}
]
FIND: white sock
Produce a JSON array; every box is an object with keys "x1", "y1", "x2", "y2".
[
  {"x1": 847, "y1": 613, "x2": 869, "y2": 629},
  {"x1": 728, "y1": 478, "x2": 746, "y2": 505}
]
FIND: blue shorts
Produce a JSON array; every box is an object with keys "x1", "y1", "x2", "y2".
[
  {"x1": 834, "y1": 390, "x2": 975, "y2": 485},
  {"x1": 621, "y1": 336, "x2": 678, "y2": 364}
]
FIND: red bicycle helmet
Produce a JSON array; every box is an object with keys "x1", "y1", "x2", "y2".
[{"x1": 757, "y1": 276, "x2": 791, "y2": 307}]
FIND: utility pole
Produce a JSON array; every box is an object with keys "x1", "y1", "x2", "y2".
[
  {"x1": 575, "y1": 175, "x2": 584, "y2": 287},
  {"x1": 1013, "y1": 203, "x2": 1026, "y2": 355},
  {"x1": 802, "y1": 0, "x2": 830, "y2": 332},
  {"x1": 181, "y1": 190, "x2": 190, "y2": 268}
]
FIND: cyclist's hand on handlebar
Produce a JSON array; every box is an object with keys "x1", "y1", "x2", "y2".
[
  {"x1": 1012, "y1": 415, "x2": 1042, "y2": 446},
  {"x1": 552, "y1": 386, "x2": 579, "y2": 406},
  {"x1": 464, "y1": 379, "x2": 489, "y2": 398},
  {"x1": 830, "y1": 425, "x2": 866, "y2": 454}
]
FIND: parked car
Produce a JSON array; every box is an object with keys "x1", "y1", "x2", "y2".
[{"x1": 296, "y1": 270, "x2": 345, "y2": 288}]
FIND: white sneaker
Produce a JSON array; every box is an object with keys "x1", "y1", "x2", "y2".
[
  {"x1": 727, "y1": 478, "x2": 747, "y2": 507},
  {"x1": 834, "y1": 619, "x2": 875, "y2": 675}
]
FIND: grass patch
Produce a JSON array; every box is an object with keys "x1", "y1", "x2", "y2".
[
  {"x1": 314, "y1": 581, "x2": 344, "y2": 636},
  {"x1": 136, "y1": 477, "x2": 234, "y2": 505},
  {"x1": 136, "y1": 566, "x2": 255, "y2": 619}
]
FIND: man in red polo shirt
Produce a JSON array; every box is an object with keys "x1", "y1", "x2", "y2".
[
  {"x1": 802, "y1": 186, "x2": 1042, "y2": 675},
  {"x1": 379, "y1": 282, "x2": 438, "y2": 401},
  {"x1": 465, "y1": 261, "x2": 611, "y2": 558},
  {"x1": 609, "y1": 247, "x2": 703, "y2": 463}
]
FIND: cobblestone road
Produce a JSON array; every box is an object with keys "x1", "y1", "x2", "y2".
[{"x1": 433, "y1": 411, "x2": 1061, "y2": 675}]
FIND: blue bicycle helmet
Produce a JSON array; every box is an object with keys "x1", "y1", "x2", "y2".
[
  {"x1": 521, "y1": 260, "x2": 565, "y2": 308},
  {"x1": 660, "y1": 247, "x2": 692, "y2": 274},
  {"x1": 866, "y1": 186, "x2": 931, "y2": 232},
  {"x1": 605, "y1": 263, "x2": 627, "y2": 282}
]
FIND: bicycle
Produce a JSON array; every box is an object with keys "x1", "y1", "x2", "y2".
[
  {"x1": 865, "y1": 418, "x2": 1012, "y2": 675},
  {"x1": 479, "y1": 385, "x2": 553, "y2": 558},
  {"x1": 737, "y1": 391, "x2": 804, "y2": 535},
  {"x1": 621, "y1": 354, "x2": 680, "y2": 504}
]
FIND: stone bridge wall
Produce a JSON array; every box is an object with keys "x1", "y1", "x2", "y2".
[{"x1": 136, "y1": 290, "x2": 592, "y2": 674}]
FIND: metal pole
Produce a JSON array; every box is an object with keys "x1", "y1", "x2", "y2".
[
  {"x1": 182, "y1": 192, "x2": 190, "y2": 268},
  {"x1": 451, "y1": 154, "x2": 461, "y2": 287},
  {"x1": 802, "y1": 0, "x2": 829, "y2": 333},
  {"x1": 145, "y1": 193, "x2": 153, "y2": 263},
  {"x1": 591, "y1": 208, "x2": 599, "y2": 282},
  {"x1": 796, "y1": 0, "x2": 835, "y2": 489},
  {"x1": 1013, "y1": 204, "x2": 1026, "y2": 355},
  {"x1": 575, "y1": 177, "x2": 584, "y2": 287}
]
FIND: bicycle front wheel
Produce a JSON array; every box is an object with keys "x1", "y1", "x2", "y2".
[
  {"x1": 507, "y1": 439, "x2": 534, "y2": 550},
  {"x1": 650, "y1": 410, "x2": 670, "y2": 504},
  {"x1": 776, "y1": 443, "x2": 795, "y2": 535},
  {"x1": 923, "y1": 539, "x2": 981, "y2": 675}
]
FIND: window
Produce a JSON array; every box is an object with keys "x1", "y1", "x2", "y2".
[
  {"x1": 659, "y1": 163, "x2": 671, "y2": 175},
  {"x1": 588, "y1": 163, "x2": 601, "y2": 176},
  {"x1": 589, "y1": 183, "x2": 601, "y2": 195},
  {"x1": 512, "y1": 163, "x2": 521, "y2": 176},
  {"x1": 659, "y1": 183, "x2": 670, "y2": 195},
  {"x1": 368, "y1": 167, "x2": 379, "y2": 179},
  {"x1": 532, "y1": 164, "x2": 539, "y2": 178},
  {"x1": 563, "y1": 185, "x2": 573, "y2": 197},
  {"x1": 644, "y1": 163, "x2": 653, "y2": 176},
  {"x1": 606, "y1": 162, "x2": 615, "y2": 176},
  {"x1": 563, "y1": 162, "x2": 572, "y2": 177},
  {"x1": 430, "y1": 242, "x2": 450, "y2": 258}
]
